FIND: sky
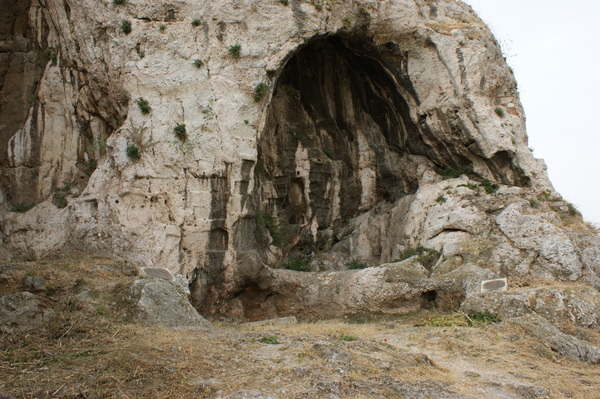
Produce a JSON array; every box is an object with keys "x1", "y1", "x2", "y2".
[{"x1": 462, "y1": 0, "x2": 600, "y2": 226}]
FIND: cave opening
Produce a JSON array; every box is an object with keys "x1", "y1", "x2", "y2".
[{"x1": 255, "y1": 34, "x2": 433, "y2": 264}]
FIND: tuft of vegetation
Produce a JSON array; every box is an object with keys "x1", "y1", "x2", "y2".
[
  {"x1": 255, "y1": 211, "x2": 286, "y2": 247},
  {"x1": 395, "y1": 246, "x2": 441, "y2": 271},
  {"x1": 136, "y1": 97, "x2": 151, "y2": 114},
  {"x1": 229, "y1": 44, "x2": 242, "y2": 58},
  {"x1": 191, "y1": 18, "x2": 202, "y2": 27},
  {"x1": 113, "y1": 0, "x2": 126, "y2": 4},
  {"x1": 11, "y1": 202, "x2": 35, "y2": 213},
  {"x1": 193, "y1": 59, "x2": 204, "y2": 68},
  {"x1": 257, "y1": 336, "x2": 280, "y2": 345},
  {"x1": 468, "y1": 311, "x2": 501, "y2": 325},
  {"x1": 483, "y1": 179, "x2": 499, "y2": 194},
  {"x1": 434, "y1": 166, "x2": 473, "y2": 179},
  {"x1": 435, "y1": 194, "x2": 446, "y2": 204},
  {"x1": 254, "y1": 159, "x2": 266, "y2": 178},
  {"x1": 173, "y1": 123, "x2": 187, "y2": 141},
  {"x1": 279, "y1": 0, "x2": 289, "y2": 5},
  {"x1": 121, "y1": 20, "x2": 132, "y2": 35},
  {"x1": 244, "y1": 119, "x2": 249, "y2": 125},
  {"x1": 343, "y1": 16, "x2": 352, "y2": 29},
  {"x1": 494, "y1": 107, "x2": 505, "y2": 117},
  {"x1": 310, "y1": 0, "x2": 323, "y2": 11},
  {"x1": 337, "y1": 334, "x2": 358, "y2": 342},
  {"x1": 567, "y1": 203, "x2": 580, "y2": 217},
  {"x1": 348, "y1": 258, "x2": 367, "y2": 270},
  {"x1": 126, "y1": 144, "x2": 141, "y2": 160},
  {"x1": 458, "y1": 183, "x2": 479, "y2": 192},
  {"x1": 323, "y1": 149, "x2": 333, "y2": 159},
  {"x1": 281, "y1": 257, "x2": 311, "y2": 272},
  {"x1": 529, "y1": 198, "x2": 538, "y2": 209},
  {"x1": 537, "y1": 189, "x2": 552, "y2": 202},
  {"x1": 42, "y1": 48, "x2": 58, "y2": 66},
  {"x1": 159, "y1": 23, "x2": 167, "y2": 32},
  {"x1": 254, "y1": 83, "x2": 270, "y2": 102}
]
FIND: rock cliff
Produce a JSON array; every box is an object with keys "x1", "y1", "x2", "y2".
[{"x1": 1, "y1": 0, "x2": 599, "y2": 321}]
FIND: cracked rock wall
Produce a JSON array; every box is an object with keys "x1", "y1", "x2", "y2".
[{"x1": 1, "y1": 0, "x2": 597, "y2": 320}]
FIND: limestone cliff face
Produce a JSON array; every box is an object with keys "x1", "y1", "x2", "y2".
[{"x1": 1, "y1": 0, "x2": 598, "y2": 320}]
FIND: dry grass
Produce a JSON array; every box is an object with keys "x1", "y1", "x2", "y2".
[{"x1": 2, "y1": 253, "x2": 600, "y2": 398}]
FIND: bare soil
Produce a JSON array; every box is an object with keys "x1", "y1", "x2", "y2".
[{"x1": 1, "y1": 252, "x2": 599, "y2": 398}]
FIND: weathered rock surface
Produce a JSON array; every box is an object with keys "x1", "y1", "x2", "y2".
[
  {"x1": 0, "y1": 0, "x2": 598, "y2": 322},
  {"x1": 509, "y1": 313, "x2": 600, "y2": 364},
  {"x1": 0, "y1": 291, "x2": 48, "y2": 333},
  {"x1": 130, "y1": 278, "x2": 213, "y2": 329}
]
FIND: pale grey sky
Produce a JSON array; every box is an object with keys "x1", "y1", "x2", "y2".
[{"x1": 463, "y1": 0, "x2": 600, "y2": 225}]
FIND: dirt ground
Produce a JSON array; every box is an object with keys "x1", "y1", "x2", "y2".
[{"x1": 1, "y1": 252, "x2": 599, "y2": 398}]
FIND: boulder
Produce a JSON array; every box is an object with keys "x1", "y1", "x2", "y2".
[
  {"x1": 0, "y1": 292, "x2": 48, "y2": 333},
  {"x1": 130, "y1": 279, "x2": 214, "y2": 330}
]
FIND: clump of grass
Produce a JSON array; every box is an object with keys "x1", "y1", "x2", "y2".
[
  {"x1": 138, "y1": 50, "x2": 145, "y2": 59},
  {"x1": 348, "y1": 258, "x2": 367, "y2": 270},
  {"x1": 323, "y1": 149, "x2": 333, "y2": 159},
  {"x1": 395, "y1": 246, "x2": 441, "y2": 271},
  {"x1": 191, "y1": 18, "x2": 202, "y2": 27},
  {"x1": 254, "y1": 83, "x2": 270, "y2": 102},
  {"x1": 434, "y1": 166, "x2": 473, "y2": 179},
  {"x1": 281, "y1": 257, "x2": 311, "y2": 272},
  {"x1": 244, "y1": 119, "x2": 249, "y2": 124},
  {"x1": 121, "y1": 20, "x2": 132, "y2": 35},
  {"x1": 567, "y1": 203, "x2": 580, "y2": 217},
  {"x1": 337, "y1": 334, "x2": 358, "y2": 342},
  {"x1": 193, "y1": 59, "x2": 204, "y2": 68},
  {"x1": 173, "y1": 123, "x2": 187, "y2": 141},
  {"x1": 529, "y1": 198, "x2": 538, "y2": 208},
  {"x1": 458, "y1": 183, "x2": 480, "y2": 192},
  {"x1": 435, "y1": 194, "x2": 446, "y2": 204},
  {"x1": 11, "y1": 202, "x2": 35, "y2": 213},
  {"x1": 483, "y1": 179, "x2": 499, "y2": 194},
  {"x1": 257, "y1": 336, "x2": 280, "y2": 344},
  {"x1": 537, "y1": 189, "x2": 552, "y2": 202},
  {"x1": 159, "y1": 24, "x2": 167, "y2": 32},
  {"x1": 279, "y1": 0, "x2": 289, "y2": 5},
  {"x1": 343, "y1": 17, "x2": 352, "y2": 29},
  {"x1": 113, "y1": 0, "x2": 126, "y2": 4},
  {"x1": 494, "y1": 107, "x2": 505, "y2": 117},
  {"x1": 468, "y1": 311, "x2": 501, "y2": 325},
  {"x1": 42, "y1": 48, "x2": 58, "y2": 66},
  {"x1": 229, "y1": 44, "x2": 242, "y2": 58},
  {"x1": 136, "y1": 97, "x2": 151, "y2": 114},
  {"x1": 255, "y1": 211, "x2": 286, "y2": 247},
  {"x1": 310, "y1": 1, "x2": 323, "y2": 11},
  {"x1": 126, "y1": 144, "x2": 141, "y2": 160}
]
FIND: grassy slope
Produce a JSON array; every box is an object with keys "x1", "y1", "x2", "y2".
[{"x1": 1, "y1": 252, "x2": 599, "y2": 398}]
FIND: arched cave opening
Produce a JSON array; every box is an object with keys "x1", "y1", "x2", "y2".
[{"x1": 255, "y1": 35, "x2": 443, "y2": 265}]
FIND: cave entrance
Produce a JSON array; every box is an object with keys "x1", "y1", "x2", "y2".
[{"x1": 255, "y1": 35, "x2": 430, "y2": 265}]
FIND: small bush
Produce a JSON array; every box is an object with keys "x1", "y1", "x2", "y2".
[
  {"x1": 434, "y1": 167, "x2": 473, "y2": 179},
  {"x1": 257, "y1": 336, "x2": 280, "y2": 344},
  {"x1": 254, "y1": 83, "x2": 270, "y2": 102},
  {"x1": 255, "y1": 211, "x2": 286, "y2": 247},
  {"x1": 244, "y1": 119, "x2": 249, "y2": 124},
  {"x1": 229, "y1": 44, "x2": 242, "y2": 58},
  {"x1": 458, "y1": 183, "x2": 479, "y2": 192},
  {"x1": 136, "y1": 97, "x2": 151, "y2": 114},
  {"x1": 11, "y1": 202, "x2": 35, "y2": 213},
  {"x1": 193, "y1": 59, "x2": 204, "y2": 68},
  {"x1": 348, "y1": 258, "x2": 367, "y2": 270},
  {"x1": 173, "y1": 123, "x2": 187, "y2": 141},
  {"x1": 337, "y1": 334, "x2": 358, "y2": 342},
  {"x1": 126, "y1": 144, "x2": 141, "y2": 160},
  {"x1": 113, "y1": 0, "x2": 126, "y2": 4},
  {"x1": 42, "y1": 48, "x2": 58, "y2": 65},
  {"x1": 435, "y1": 194, "x2": 446, "y2": 204},
  {"x1": 121, "y1": 20, "x2": 132, "y2": 34},
  {"x1": 494, "y1": 107, "x2": 505, "y2": 117},
  {"x1": 191, "y1": 18, "x2": 202, "y2": 27},
  {"x1": 138, "y1": 50, "x2": 145, "y2": 59},
  {"x1": 468, "y1": 311, "x2": 501, "y2": 325},
  {"x1": 483, "y1": 179, "x2": 499, "y2": 194},
  {"x1": 310, "y1": 1, "x2": 323, "y2": 11},
  {"x1": 529, "y1": 198, "x2": 538, "y2": 208},
  {"x1": 281, "y1": 257, "x2": 311, "y2": 272},
  {"x1": 279, "y1": 0, "x2": 289, "y2": 5},
  {"x1": 396, "y1": 246, "x2": 441, "y2": 271},
  {"x1": 323, "y1": 149, "x2": 333, "y2": 159},
  {"x1": 159, "y1": 23, "x2": 167, "y2": 32}
]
